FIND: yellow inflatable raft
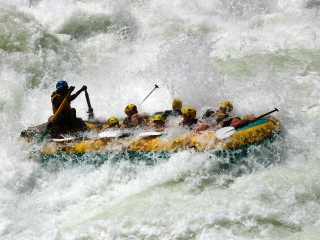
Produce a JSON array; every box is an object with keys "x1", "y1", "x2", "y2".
[{"x1": 38, "y1": 116, "x2": 280, "y2": 156}]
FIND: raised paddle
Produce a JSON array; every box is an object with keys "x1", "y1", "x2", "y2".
[
  {"x1": 37, "y1": 87, "x2": 75, "y2": 143},
  {"x1": 215, "y1": 108, "x2": 279, "y2": 140},
  {"x1": 141, "y1": 84, "x2": 159, "y2": 104},
  {"x1": 85, "y1": 90, "x2": 94, "y2": 120}
]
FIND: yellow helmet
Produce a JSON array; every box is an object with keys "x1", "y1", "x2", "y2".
[
  {"x1": 182, "y1": 107, "x2": 196, "y2": 119},
  {"x1": 153, "y1": 114, "x2": 165, "y2": 123},
  {"x1": 172, "y1": 98, "x2": 182, "y2": 111},
  {"x1": 124, "y1": 104, "x2": 136, "y2": 115},
  {"x1": 219, "y1": 100, "x2": 233, "y2": 112},
  {"x1": 108, "y1": 116, "x2": 119, "y2": 126}
]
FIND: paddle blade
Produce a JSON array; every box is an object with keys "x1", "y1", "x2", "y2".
[
  {"x1": 137, "y1": 132, "x2": 162, "y2": 138},
  {"x1": 215, "y1": 127, "x2": 235, "y2": 140},
  {"x1": 98, "y1": 130, "x2": 121, "y2": 138}
]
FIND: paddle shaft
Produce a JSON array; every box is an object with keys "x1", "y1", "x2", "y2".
[
  {"x1": 256, "y1": 108, "x2": 278, "y2": 120},
  {"x1": 235, "y1": 108, "x2": 279, "y2": 130},
  {"x1": 38, "y1": 88, "x2": 74, "y2": 143},
  {"x1": 141, "y1": 85, "x2": 159, "y2": 104},
  {"x1": 85, "y1": 90, "x2": 94, "y2": 119}
]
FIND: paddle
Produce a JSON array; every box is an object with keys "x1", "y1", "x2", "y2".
[
  {"x1": 97, "y1": 130, "x2": 162, "y2": 139},
  {"x1": 85, "y1": 90, "x2": 94, "y2": 120},
  {"x1": 141, "y1": 84, "x2": 159, "y2": 104},
  {"x1": 137, "y1": 131, "x2": 163, "y2": 138},
  {"x1": 215, "y1": 108, "x2": 279, "y2": 140},
  {"x1": 98, "y1": 130, "x2": 122, "y2": 138},
  {"x1": 37, "y1": 87, "x2": 75, "y2": 143}
]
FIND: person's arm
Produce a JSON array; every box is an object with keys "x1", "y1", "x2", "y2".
[
  {"x1": 131, "y1": 113, "x2": 149, "y2": 125},
  {"x1": 70, "y1": 85, "x2": 87, "y2": 101},
  {"x1": 194, "y1": 120, "x2": 209, "y2": 132},
  {"x1": 230, "y1": 115, "x2": 256, "y2": 129}
]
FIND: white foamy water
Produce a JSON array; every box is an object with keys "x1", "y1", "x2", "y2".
[{"x1": 1, "y1": 0, "x2": 320, "y2": 239}]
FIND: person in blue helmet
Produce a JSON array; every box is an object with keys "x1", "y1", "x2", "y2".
[{"x1": 49, "y1": 80, "x2": 88, "y2": 137}]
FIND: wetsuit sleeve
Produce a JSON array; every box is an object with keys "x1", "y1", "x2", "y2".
[{"x1": 70, "y1": 93, "x2": 78, "y2": 101}]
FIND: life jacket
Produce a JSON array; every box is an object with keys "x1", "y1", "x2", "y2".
[{"x1": 51, "y1": 91, "x2": 71, "y2": 114}]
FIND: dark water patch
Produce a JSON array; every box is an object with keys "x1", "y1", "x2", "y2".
[
  {"x1": 306, "y1": 0, "x2": 320, "y2": 9},
  {"x1": 0, "y1": 7, "x2": 36, "y2": 52},
  {"x1": 39, "y1": 151, "x2": 172, "y2": 171},
  {"x1": 0, "y1": 7, "x2": 82, "y2": 90},
  {"x1": 58, "y1": 11, "x2": 112, "y2": 39}
]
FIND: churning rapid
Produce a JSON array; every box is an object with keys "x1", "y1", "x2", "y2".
[{"x1": 1, "y1": 0, "x2": 320, "y2": 239}]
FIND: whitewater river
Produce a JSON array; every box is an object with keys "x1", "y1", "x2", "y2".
[{"x1": 1, "y1": 0, "x2": 320, "y2": 239}]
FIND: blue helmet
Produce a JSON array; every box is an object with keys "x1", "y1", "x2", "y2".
[{"x1": 56, "y1": 80, "x2": 68, "y2": 90}]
